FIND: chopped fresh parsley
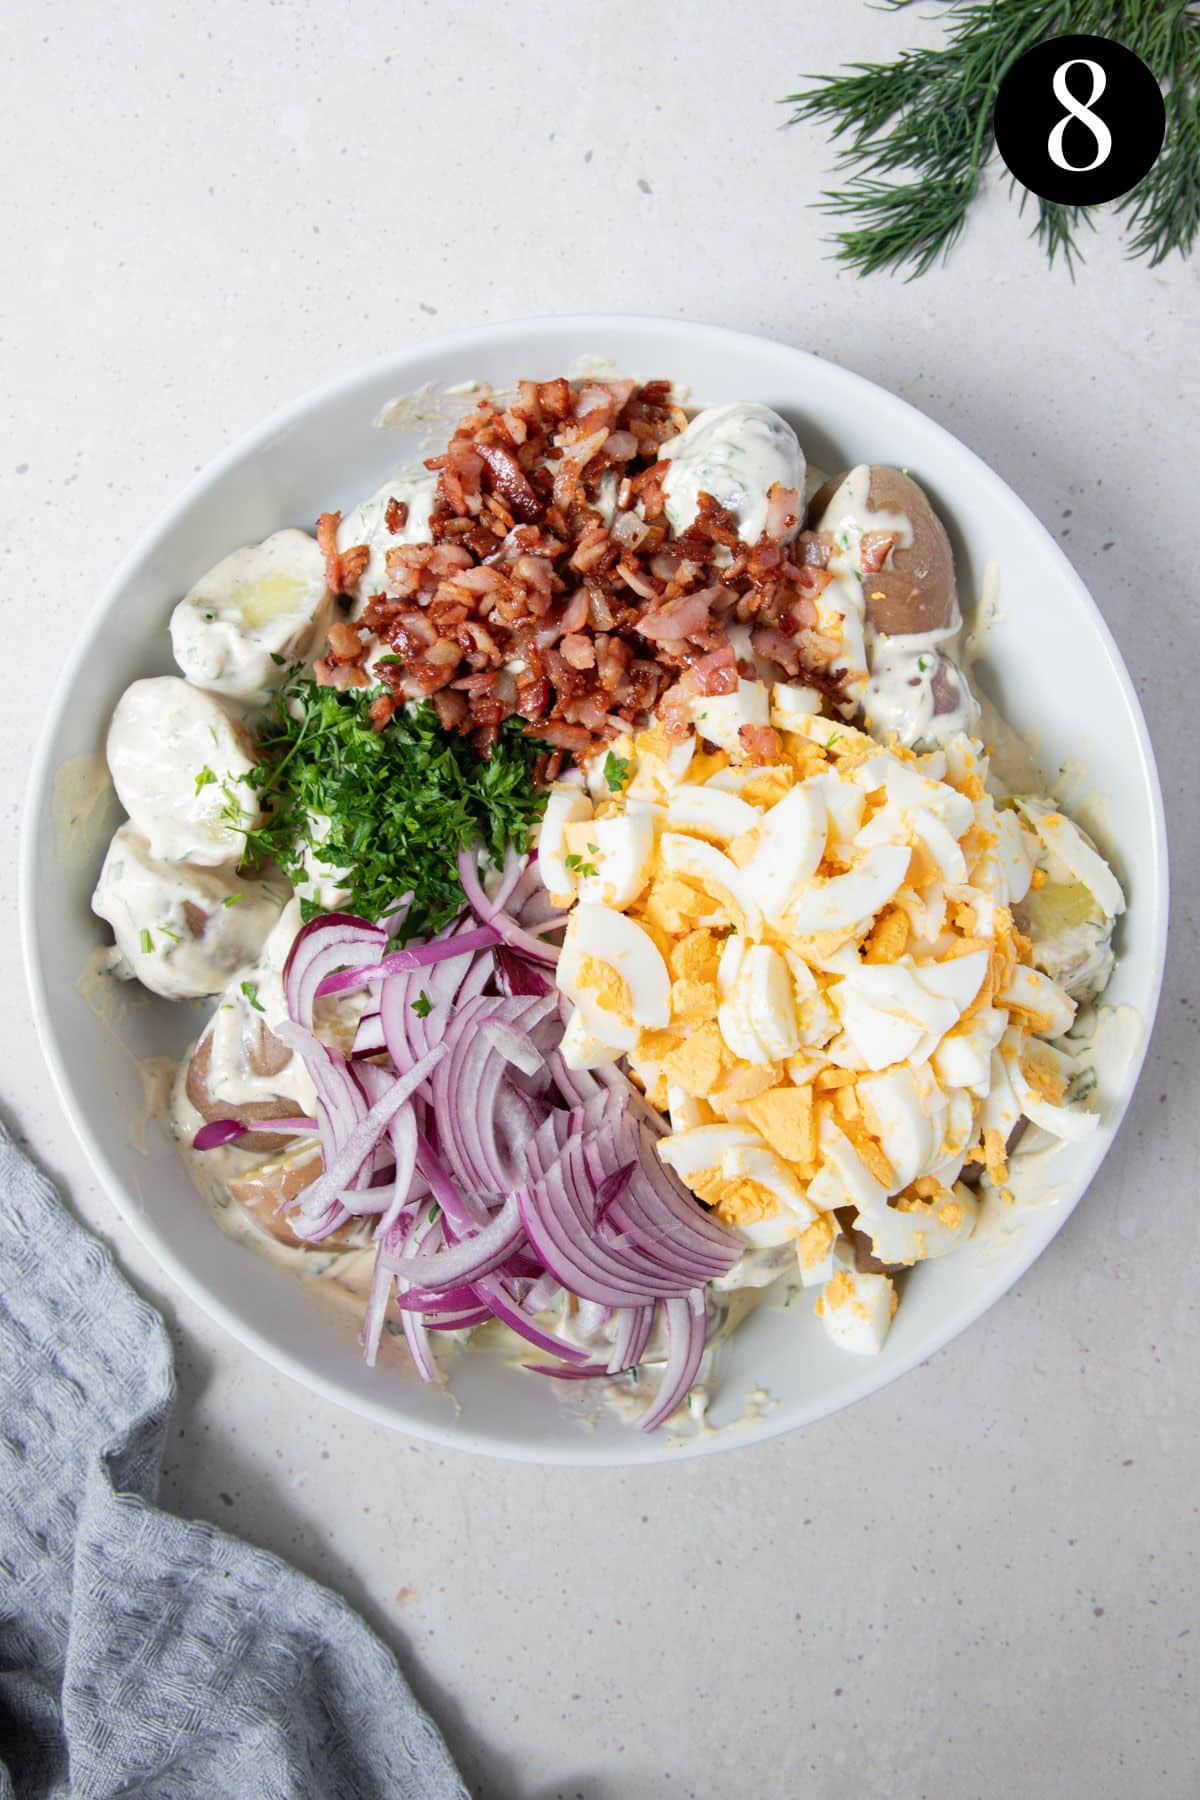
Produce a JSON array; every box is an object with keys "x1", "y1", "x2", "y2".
[
  {"x1": 234, "y1": 675, "x2": 549, "y2": 938},
  {"x1": 586, "y1": 842, "x2": 599, "y2": 855},
  {"x1": 240, "y1": 980, "x2": 265, "y2": 1012},
  {"x1": 564, "y1": 852, "x2": 598, "y2": 877},
  {"x1": 917, "y1": 656, "x2": 931, "y2": 673},
  {"x1": 138, "y1": 928, "x2": 153, "y2": 955},
  {"x1": 412, "y1": 990, "x2": 433, "y2": 1018},
  {"x1": 194, "y1": 765, "x2": 217, "y2": 794},
  {"x1": 269, "y1": 651, "x2": 287, "y2": 667},
  {"x1": 603, "y1": 750, "x2": 630, "y2": 792},
  {"x1": 428, "y1": 1200, "x2": 442, "y2": 1223},
  {"x1": 221, "y1": 893, "x2": 242, "y2": 907}
]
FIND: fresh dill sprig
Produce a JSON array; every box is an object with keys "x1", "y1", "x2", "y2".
[
  {"x1": 230, "y1": 676, "x2": 549, "y2": 938},
  {"x1": 782, "y1": 0, "x2": 1200, "y2": 278}
]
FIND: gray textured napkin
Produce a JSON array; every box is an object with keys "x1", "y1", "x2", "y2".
[{"x1": 0, "y1": 1123, "x2": 468, "y2": 1800}]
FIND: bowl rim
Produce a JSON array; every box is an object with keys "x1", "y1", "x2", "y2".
[{"x1": 20, "y1": 312, "x2": 1170, "y2": 1465}]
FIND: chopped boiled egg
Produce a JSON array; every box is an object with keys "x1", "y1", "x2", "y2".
[
  {"x1": 539, "y1": 782, "x2": 594, "y2": 903},
  {"x1": 745, "y1": 782, "x2": 827, "y2": 926},
  {"x1": 814, "y1": 1244, "x2": 896, "y2": 1355},
  {"x1": 786, "y1": 843, "x2": 911, "y2": 935},
  {"x1": 659, "y1": 832, "x2": 763, "y2": 938},
  {"x1": 667, "y1": 784, "x2": 760, "y2": 845},
  {"x1": 576, "y1": 810, "x2": 656, "y2": 909},
  {"x1": 559, "y1": 905, "x2": 671, "y2": 1051}
]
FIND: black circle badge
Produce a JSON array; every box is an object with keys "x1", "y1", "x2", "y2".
[{"x1": 993, "y1": 33, "x2": 1165, "y2": 207}]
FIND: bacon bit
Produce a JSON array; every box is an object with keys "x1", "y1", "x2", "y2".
[
  {"x1": 314, "y1": 658, "x2": 369, "y2": 690},
  {"x1": 738, "y1": 724, "x2": 781, "y2": 764},
  {"x1": 475, "y1": 442, "x2": 542, "y2": 522},
  {"x1": 326, "y1": 620, "x2": 367, "y2": 664},
  {"x1": 859, "y1": 531, "x2": 897, "y2": 574},
  {"x1": 316, "y1": 511, "x2": 343, "y2": 594},
  {"x1": 311, "y1": 377, "x2": 858, "y2": 765},
  {"x1": 339, "y1": 543, "x2": 370, "y2": 595},
  {"x1": 369, "y1": 693, "x2": 396, "y2": 730}
]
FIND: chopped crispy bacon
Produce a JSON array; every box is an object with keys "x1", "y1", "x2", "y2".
[
  {"x1": 316, "y1": 511, "x2": 343, "y2": 594},
  {"x1": 339, "y1": 543, "x2": 371, "y2": 595},
  {"x1": 739, "y1": 724, "x2": 782, "y2": 764},
  {"x1": 860, "y1": 530, "x2": 897, "y2": 573},
  {"x1": 311, "y1": 377, "x2": 848, "y2": 766}
]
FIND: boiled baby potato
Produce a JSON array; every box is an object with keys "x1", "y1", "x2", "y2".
[
  {"x1": 810, "y1": 465, "x2": 959, "y2": 637},
  {"x1": 226, "y1": 1144, "x2": 364, "y2": 1251},
  {"x1": 185, "y1": 1023, "x2": 302, "y2": 1154}
]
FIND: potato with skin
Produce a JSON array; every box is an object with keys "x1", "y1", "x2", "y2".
[
  {"x1": 226, "y1": 1145, "x2": 365, "y2": 1251},
  {"x1": 809, "y1": 465, "x2": 959, "y2": 637},
  {"x1": 185, "y1": 1023, "x2": 301, "y2": 1153}
]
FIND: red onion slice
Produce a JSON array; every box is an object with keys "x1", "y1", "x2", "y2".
[
  {"x1": 456, "y1": 848, "x2": 559, "y2": 967},
  {"x1": 285, "y1": 1043, "x2": 445, "y2": 1223},
  {"x1": 396, "y1": 1193, "x2": 523, "y2": 1288},
  {"x1": 637, "y1": 1289, "x2": 708, "y2": 1433},
  {"x1": 315, "y1": 925, "x2": 500, "y2": 999},
  {"x1": 284, "y1": 911, "x2": 387, "y2": 1028}
]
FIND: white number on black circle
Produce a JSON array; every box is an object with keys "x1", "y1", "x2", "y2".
[{"x1": 1047, "y1": 58, "x2": 1113, "y2": 172}]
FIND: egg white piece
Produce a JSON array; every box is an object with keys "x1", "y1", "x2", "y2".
[
  {"x1": 538, "y1": 783, "x2": 594, "y2": 903},
  {"x1": 786, "y1": 843, "x2": 912, "y2": 935},
  {"x1": 745, "y1": 781, "x2": 827, "y2": 926},
  {"x1": 856, "y1": 1178, "x2": 978, "y2": 1268},
  {"x1": 884, "y1": 761, "x2": 976, "y2": 839},
  {"x1": 667, "y1": 784, "x2": 760, "y2": 845},
  {"x1": 1014, "y1": 799, "x2": 1126, "y2": 919},
  {"x1": 559, "y1": 904, "x2": 671, "y2": 1050},
  {"x1": 576, "y1": 810, "x2": 656, "y2": 909},
  {"x1": 657, "y1": 1122, "x2": 760, "y2": 1180},
  {"x1": 998, "y1": 962, "x2": 1077, "y2": 1038},
  {"x1": 908, "y1": 807, "x2": 968, "y2": 884},
  {"x1": 770, "y1": 683, "x2": 823, "y2": 731},
  {"x1": 558, "y1": 1004, "x2": 623, "y2": 1070},
  {"x1": 993, "y1": 808, "x2": 1036, "y2": 904},
  {"x1": 816, "y1": 1244, "x2": 895, "y2": 1356},
  {"x1": 169, "y1": 530, "x2": 331, "y2": 706},
  {"x1": 659, "y1": 832, "x2": 764, "y2": 937},
  {"x1": 107, "y1": 677, "x2": 262, "y2": 867},
  {"x1": 856, "y1": 1063, "x2": 945, "y2": 1190},
  {"x1": 722, "y1": 1144, "x2": 818, "y2": 1223},
  {"x1": 932, "y1": 1005, "x2": 1008, "y2": 1095},
  {"x1": 1002, "y1": 1038, "x2": 1100, "y2": 1142},
  {"x1": 805, "y1": 770, "x2": 866, "y2": 845},
  {"x1": 742, "y1": 945, "x2": 800, "y2": 1059}
]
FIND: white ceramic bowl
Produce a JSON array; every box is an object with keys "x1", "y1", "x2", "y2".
[{"x1": 22, "y1": 316, "x2": 1168, "y2": 1465}]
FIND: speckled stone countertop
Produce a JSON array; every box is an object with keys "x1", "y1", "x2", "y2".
[{"x1": 4, "y1": 3, "x2": 1197, "y2": 1795}]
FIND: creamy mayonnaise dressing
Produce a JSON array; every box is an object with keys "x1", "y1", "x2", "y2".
[
  {"x1": 338, "y1": 471, "x2": 439, "y2": 613},
  {"x1": 661, "y1": 402, "x2": 804, "y2": 543},
  {"x1": 169, "y1": 529, "x2": 332, "y2": 706},
  {"x1": 106, "y1": 676, "x2": 263, "y2": 866},
  {"x1": 92, "y1": 821, "x2": 286, "y2": 999},
  {"x1": 814, "y1": 463, "x2": 980, "y2": 745}
]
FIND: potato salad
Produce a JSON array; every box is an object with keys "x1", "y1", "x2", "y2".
[{"x1": 90, "y1": 373, "x2": 1126, "y2": 1431}]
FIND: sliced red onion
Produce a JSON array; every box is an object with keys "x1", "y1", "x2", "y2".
[
  {"x1": 284, "y1": 912, "x2": 387, "y2": 1028},
  {"x1": 523, "y1": 1361, "x2": 612, "y2": 1381},
  {"x1": 470, "y1": 1273, "x2": 591, "y2": 1365},
  {"x1": 607, "y1": 1303, "x2": 654, "y2": 1375},
  {"x1": 456, "y1": 848, "x2": 559, "y2": 966},
  {"x1": 431, "y1": 994, "x2": 558, "y2": 1199},
  {"x1": 495, "y1": 946, "x2": 552, "y2": 998},
  {"x1": 286, "y1": 1043, "x2": 445, "y2": 1223},
  {"x1": 392, "y1": 1283, "x2": 482, "y2": 1313},
  {"x1": 396, "y1": 1193, "x2": 523, "y2": 1288},
  {"x1": 483, "y1": 1019, "x2": 546, "y2": 1078},
  {"x1": 373, "y1": 1105, "x2": 418, "y2": 1239},
  {"x1": 637, "y1": 1289, "x2": 707, "y2": 1433},
  {"x1": 315, "y1": 924, "x2": 500, "y2": 999},
  {"x1": 192, "y1": 1115, "x2": 318, "y2": 1152}
]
